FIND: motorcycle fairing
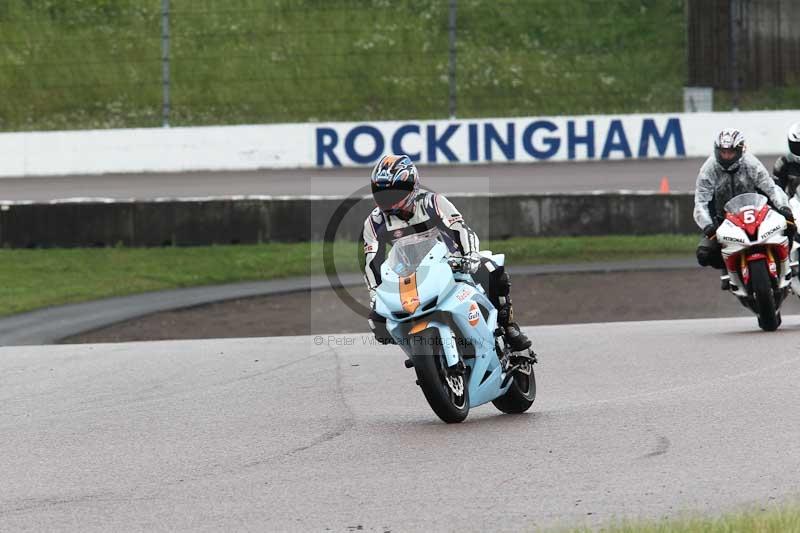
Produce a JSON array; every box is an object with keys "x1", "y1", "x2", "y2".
[
  {"x1": 377, "y1": 239, "x2": 511, "y2": 408},
  {"x1": 718, "y1": 199, "x2": 791, "y2": 297}
]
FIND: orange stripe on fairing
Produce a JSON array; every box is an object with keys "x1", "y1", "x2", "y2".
[
  {"x1": 400, "y1": 273, "x2": 420, "y2": 314},
  {"x1": 409, "y1": 320, "x2": 430, "y2": 334}
]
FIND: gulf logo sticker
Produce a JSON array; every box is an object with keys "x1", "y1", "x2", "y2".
[{"x1": 468, "y1": 302, "x2": 480, "y2": 327}]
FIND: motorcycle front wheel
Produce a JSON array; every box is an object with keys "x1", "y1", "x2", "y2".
[
  {"x1": 750, "y1": 259, "x2": 781, "y2": 331},
  {"x1": 412, "y1": 331, "x2": 469, "y2": 424}
]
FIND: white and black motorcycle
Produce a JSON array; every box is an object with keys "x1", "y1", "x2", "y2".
[
  {"x1": 717, "y1": 193, "x2": 792, "y2": 331},
  {"x1": 787, "y1": 186, "x2": 800, "y2": 298}
]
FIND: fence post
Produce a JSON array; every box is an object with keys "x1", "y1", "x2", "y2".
[
  {"x1": 161, "y1": 0, "x2": 171, "y2": 127},
  {"x1": 728, "y1": 0, "x2": 740, "y2": 110},
  {"x1": 448, "y1": 0, "x2": 457, "y2": 119}
]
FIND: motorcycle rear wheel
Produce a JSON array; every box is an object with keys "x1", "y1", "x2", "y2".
[
  {"x1": 750, "y1": 259, "x2": 781, "y2": 331},
  {"x1": 492, "y1": 363, "x2": 536, "y2": 414},
  {"x1": 412, "y1": 332, "x2": 470, "y2": 423}
]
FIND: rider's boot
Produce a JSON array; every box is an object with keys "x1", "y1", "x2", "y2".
[
  {"x1": 504, "y1": 322, "x2": 532, "y2": 352},
  {"x1": 498, "y1": 299, "x2": 532, "y2": 353},
  {"x1": 489, "y1": 269, "x2": 534, "y2": 354}
]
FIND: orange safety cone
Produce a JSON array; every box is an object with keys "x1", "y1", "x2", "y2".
[{"x1": 659, "y1": 176, "x2": 670, "y2": 193}]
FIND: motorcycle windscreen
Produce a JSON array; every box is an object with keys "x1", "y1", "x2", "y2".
[
  {"x1": 724, "y1": 192, "x2": 767, "y2": 214},
  {"x1": 386, "y1": 229, "x2": 443, "y2": 277}
]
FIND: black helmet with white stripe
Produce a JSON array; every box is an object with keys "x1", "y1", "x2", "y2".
[
  {"x1": 788, "y1": 122, "x2": 800, "y2": 158},
  {"x1": 714, "y1": 128, "x2": 746, "y2": 171}
]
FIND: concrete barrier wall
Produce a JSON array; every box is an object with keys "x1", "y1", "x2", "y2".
[{"x1": 0, "y1": 193, "x2": 698, "y2": 248}]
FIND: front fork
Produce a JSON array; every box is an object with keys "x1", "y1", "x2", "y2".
[{"x1": 724, "y1": 243, "x2": 791, "y2": 298}]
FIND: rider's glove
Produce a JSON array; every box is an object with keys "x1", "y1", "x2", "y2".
[
  {"x1": 460, "y1": 252, "x2": 481, "y2": 275},
  {"x1": 368, "y1": 299, "x2": 395, "y2": 345},
  {"x1": 779, "y1": 205, "x2": 795, "y2": 223},
  {"x1": 702, "y1": 223, "x2": 718, "y2": 239},
  {"x1": 779, "y1": 206, "x2": 797, "y2": 242}
]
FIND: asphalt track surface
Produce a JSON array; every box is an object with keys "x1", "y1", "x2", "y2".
[
  {"x1": 1, "y1": 156, "x2": 777, "y2": 201},
  {"x1": 4, "y1": 316, "x2": 800, "y2": 531},
  {"x1": 65, "y1": 264, "x2": 800, "y2": 344},
  {"x1": 0, "y1": 258, "x2": 697, "y2": 346}
]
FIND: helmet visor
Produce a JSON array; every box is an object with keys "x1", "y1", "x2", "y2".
[
  {"x1": 715, "y1": 145, "x2": 743, "y2": 169},
  {"x1": 372, "y1": 180, "x2": 415, "y2": 213}
]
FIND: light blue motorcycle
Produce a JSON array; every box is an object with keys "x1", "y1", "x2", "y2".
[{"x1": 375, "y1": 229, "x2": 537, "y2": 423}]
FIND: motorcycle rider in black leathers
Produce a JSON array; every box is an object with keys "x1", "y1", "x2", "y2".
[
  {"x1": 694, "y1": 128, "x2": 795, "y2": 270},
  {"x1": 363, "y1": 154, "x2": 533, "y2": 353},
  {"x1": 772, "y1": 122, "x2": 800, "y2": 201}
]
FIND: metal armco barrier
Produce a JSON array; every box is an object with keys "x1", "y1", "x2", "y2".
[{"x1": 0, "y1": 193, "x2": 697, "y2": 248}]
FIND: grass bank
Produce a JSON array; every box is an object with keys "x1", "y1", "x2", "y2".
[
  {"x1": 0, "y1": 235, "x2": 696, "y2": 317},
  {"x1": 1, "y1": 0, "x2": 686, "y2": 130}
]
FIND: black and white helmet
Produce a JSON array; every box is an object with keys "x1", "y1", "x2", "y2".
[
  {"x1": 788, "y1": 122, "x2": 800, "y2": 158},
  {"x1": 714, "y1": 128, "x2": 746, "y2": 171}
]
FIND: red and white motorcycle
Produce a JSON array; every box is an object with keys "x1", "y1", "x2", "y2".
[{"x1": 717, "y1": 192, "x2": 792, "y2": 331}]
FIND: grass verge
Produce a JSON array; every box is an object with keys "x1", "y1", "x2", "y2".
[
  {"x1": 570, "y1": 505, "x2": 800, "y2": 532},
  {"x1": 0, "y1": 235, "x2": 697, "y2": 317}
]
